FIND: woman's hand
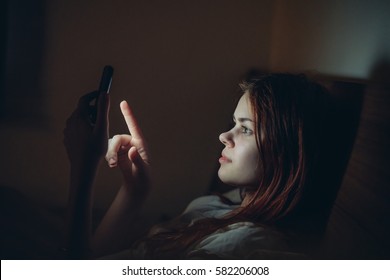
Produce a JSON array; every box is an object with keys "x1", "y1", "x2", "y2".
[
  {"x1": 63, "y1": 91, "x2": 110, "y2": 168},
  {"x1": 105, "y1": 101, "x2": 150, "y2": 200}
]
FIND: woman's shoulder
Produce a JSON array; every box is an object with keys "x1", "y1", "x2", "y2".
[
  {"x1": 188, "y1": 222, "x2": 305, "y2": 259},
  {"x1": 181, "y1": 189, "x2": 241, "y2": 222},
  {"x1": 184, "y1": 188, "x2": 242, "y2": 212}
]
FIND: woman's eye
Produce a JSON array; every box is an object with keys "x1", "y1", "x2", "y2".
[{"x1": 241, "y1": 126, "x2": 253, "y2": 135}]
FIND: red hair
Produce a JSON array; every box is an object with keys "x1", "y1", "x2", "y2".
[{"x1": 237, "y1": 74, "x2": 329, "y2": 223}]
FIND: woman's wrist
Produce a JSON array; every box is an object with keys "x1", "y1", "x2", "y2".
[{"x1": 70, "y1": 153, "x2": 101, "y2": 179}]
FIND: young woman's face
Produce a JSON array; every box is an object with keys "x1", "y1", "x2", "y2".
[{"x1": 218, "y1": 92, "x2": 261, "y2": 188}]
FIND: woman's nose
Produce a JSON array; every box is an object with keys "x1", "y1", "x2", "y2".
[{"x1": 219, "y1": 131, "x2": 233, "y2": 147}]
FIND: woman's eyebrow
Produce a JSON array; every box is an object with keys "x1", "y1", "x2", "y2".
[{"x1": 233, "y1": 115, "x2": 254, "y2": 123}]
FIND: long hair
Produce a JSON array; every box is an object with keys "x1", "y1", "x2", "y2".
[
  {"x1": 138, "y1": 73, "x2": 331, "y2": 259},
  {"x1": 238, "y1": 74, "x2": 330, "y2": 224}
]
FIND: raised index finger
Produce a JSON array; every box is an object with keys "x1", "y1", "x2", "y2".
[{"x1": 120, "y1": 100, "x2": 144, "y2": 139}]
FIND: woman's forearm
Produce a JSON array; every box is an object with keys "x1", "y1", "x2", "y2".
[
  {"x1": 66, "y1": 158, "x2": 100, "y2": 259},
  {"x1": 91, "y1": 184, "x2": 146, "y2": 257},
  {"x1": 63, "y1": 90, "x2": 110, "y2": 259}
]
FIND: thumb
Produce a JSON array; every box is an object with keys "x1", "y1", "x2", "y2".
[
  {"x1": 127, "y1": 146, "x2": 149, "y2": 197},
  {"x1": 128, "y1": 146, "x2": 144, "y2": 167},
  {"x1": 128, "y1": 146, "x2": 148, "y2": 179}
]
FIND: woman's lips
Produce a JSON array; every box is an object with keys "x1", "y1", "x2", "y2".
[{"x1": 219, "y1": 155, "x2": 231, "y2": 163}]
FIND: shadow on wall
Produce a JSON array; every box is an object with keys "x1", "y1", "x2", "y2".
[{"x1": 1, "y1": 0, "x2": 46, "y2": 123}]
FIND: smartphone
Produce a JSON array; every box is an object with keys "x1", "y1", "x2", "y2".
[
  {"x1": 90, "y1": 65, "x2": 114, "y2": 124},
  {"x1": 98, "y1": 65, "x2": 114, "y2": 93}
]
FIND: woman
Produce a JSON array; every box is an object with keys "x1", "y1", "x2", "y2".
[{"x1": 63, "y1": 73, "x2": 332, "y2": 259}]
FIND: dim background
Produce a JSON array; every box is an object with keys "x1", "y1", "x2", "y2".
[{"x1": 0, "y1": 0, "x2": 389, "y2": 225}]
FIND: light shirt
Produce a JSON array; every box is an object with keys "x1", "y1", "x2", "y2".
[{"x1": 104, "y1": 189, "x2": 303, "y2": 259}]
